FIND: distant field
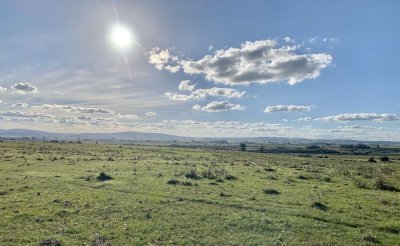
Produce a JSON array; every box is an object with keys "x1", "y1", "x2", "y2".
[{"x1": 0, "y1": 141, "x2": 399, "y2": 245}]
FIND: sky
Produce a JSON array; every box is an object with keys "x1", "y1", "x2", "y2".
[{"x1": 0, "y1": 0, "x2": 399, "y2": 140}]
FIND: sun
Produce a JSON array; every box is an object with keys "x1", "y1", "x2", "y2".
[{"x1": 110, "y1": 24, "x2": 133, "y2": 50}]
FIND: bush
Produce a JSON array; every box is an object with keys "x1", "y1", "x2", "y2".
[
  {"x1": 311, "y1": 201, "x2": 328, "y2": 211},
  {"x1": 379, "y1": 156, "x2": 390, "y2": 162},
  {"x1": 375, "y1": 177, "x2": 399, "y2": 192},
  {"x1": 184, "y1": 169, "x2": 200, "y2": 179},
  {"x1": 368, "y1": 157, "x2": 377, "y2": 163},
  {"x1": 96, "y1": 172, "x2": 113, "y2": 181},
  {"x1": 167, "y1": 179, "x2": 180, "y2": 185},
  {"x1": 263, "y1": 189, "x2": 280, "y2": 195},
  {"x1": 240, "y1": 143, "x2": 246, "y2": 151},
  {"x1": 224, "y1": 174, "x2": 237, "y2": 180}
]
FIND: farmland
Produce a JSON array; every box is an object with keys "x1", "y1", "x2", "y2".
[{"x1": 0, "y1": 141, "x2": 399, "y2": 245}]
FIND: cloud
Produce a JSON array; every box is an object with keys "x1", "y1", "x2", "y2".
[
  {"x1": 11, "y1": 83, "x2": 39, "y2": 94},
  {"x1": 148, "y1": 47, "x2": 181, "y2": 73},
  {"x1": 297, "y1": 116, "x2": 312, "y2": 121},
  {"x1": 33, "y1": 104, "x2": 114, "y2": 114},
  {"x1": 315, "y1": 113, "x2": 398, "y2": 122},
  {"x1": 11, "y1": 102, "x2": 29, "y2": 108},
  {"x1": 192, "y1": 104, "x2": 202, "y2": 110},
  {"x1": 165, "y1": 87, "x2": 245, "y2": 101},
  {"x1": 177, "y1": 40, "x2": 332, "y2": 85},
  {"x1": 0, "y1": 111, "x2": 51, "y2": 118},
  {"x1": 145, "y1": 112, "x2": 157, "y2": 117},
  {"x1": 193, "y1": 101, "x2": 244, "y2": 112},
  {"x1": 329, "y1": 125, "x2": 383, "y2": 133},
  {"x1": 178, "y1": 80, "x2": 196, "y2": 91},
  {"x1": 264, "y1": 105, "x2": 311, "y2": 113},
  {"x1": 0, "y1": 86, "x2": 7, "y2": 92},
  {"x1": 115, "y1": 113, "x2": 139, "y2": 120},
  {"x1": 282, "y1": 37, "x2": 294, "y2": 43},
  {"x1": 164, "y1": 92, "x2": 194, "y2": 101}
]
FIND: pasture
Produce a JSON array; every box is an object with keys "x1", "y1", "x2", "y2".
[{"x1": 0, "y1": 141, "x2": 399, "y2": 245}]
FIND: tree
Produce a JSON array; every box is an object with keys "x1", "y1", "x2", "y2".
[
  {"x1": 240, "y1": 143, "x2": 246, "y2": 152},
  {"x1": 259, "y1": 146, "x2": 265, "y2": 153}
]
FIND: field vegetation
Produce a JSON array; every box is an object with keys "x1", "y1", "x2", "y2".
[{"x1": 0, "y1": 141, "x2": 399, "y2": 245}]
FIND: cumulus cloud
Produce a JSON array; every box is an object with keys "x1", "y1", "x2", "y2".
[
  {"x1": 264, "y1": 105, "x2": 311, "y2": 113},
  {"x1": 0, "y1": 111, "x2": 51, "y2": 118},
  {"x1": 148, "y1": 47, "x2": 181, "y2": 73},
  {"x1": 34, "y1": 104, "x2": 114, "y2": 114},
  {"x1": 193, "y1": 101, "x2": 244, "y2": 112},
  {"x1": 115, "y1": 113, "x2": 139, "y2": 120},
  {"x1": 11, "y1": 103, "x2": 29, "y2": 108},
  {"x1": 165, "y1": 87, "x2": 245, "y2": 101},
  {"x1": 178, "y1": 40, "x2": 332, "y2": 85},
  {"x1": 11, "y1": 83, "x2": 39, "y2": 94},
  {"x1": 178, "y1": 80, "x2": 196, "y2": 91},
  {"x1": 145, "y1": 112, "x2": 157, "y2": 117},
  {"x1": 192, "y1": 104, "x2": 202, "y2": 110},
  {"x1": 164, "y1": 92, "x2": 194, "y2": 101},
  {"x1": 0, "y1": 86, "x2": 7, "y2": 92},
  {"x1": 316, "y1": 113, "x2": 398, "y2": 122}
]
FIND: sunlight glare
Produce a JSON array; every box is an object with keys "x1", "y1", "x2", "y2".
[{"x1": 110, "y1": 24, "x2": 133, "y2": 50}]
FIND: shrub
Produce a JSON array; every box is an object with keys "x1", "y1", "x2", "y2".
[
  {"x1": 379, "y1": 156, "x2": 390, "y2": 162},
  {"x1": 354, "y1": 178, "x2": 369, "y2": 189},
  {"x1": 375, "y1": 177, "x2": 399, "y2": 192},
  {"x1": 40, "y1": 239, "x2": 61, "y2": 246},
  {"x1": 92, "y1": 234, "x2": 111, "y2": 246},
  {"x1": 263, "y1": 189, "x2": 280, "y2": 195},
  {"x1": 201, "y1": 169, "x2": 217, "y2": 179},
  {"x1": 240, "y1": 143, "x2": 246, "y2": 151},
  {"x1": 224, "y1": 174, "x2": 237, "y2": 180},
  {"x1": 311, "y1": 201, "x2": 328, "y2": 211},
  {"x1": 184, "y1": 169, "x2": 200, "y2": 179},
  {"x1": 368, "y1": 157, "x2": 377, "y2": 163},
  {"x1": 96, "y1": 172, "x2": 113, "y2": 181},
  {"x1": 167, "y1": 179, "x2": 180, "y2": 185}
]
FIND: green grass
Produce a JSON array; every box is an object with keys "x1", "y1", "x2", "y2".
[{"x1": 0, "y1": 141, "x2": 399, "y2": 245}]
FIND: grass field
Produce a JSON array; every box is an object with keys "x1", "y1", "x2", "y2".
[{"x1": 1, "y1": 141, "x2": 399, "y2": 245}]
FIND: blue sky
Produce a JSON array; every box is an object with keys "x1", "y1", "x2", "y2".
[{"x1": 0, "y1": 0, "x2": 399, "y2": 140}]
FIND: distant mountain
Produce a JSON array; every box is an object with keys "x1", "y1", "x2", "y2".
[
  {"x1": 0, "y1": 128, "x2": 399, "y2": 145},
  {"x1": 0, "y1": 129, "x2": 189, "y2": 141}
]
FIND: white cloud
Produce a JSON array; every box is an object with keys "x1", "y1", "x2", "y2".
[
  {"x1": 115, "y1": 113, "x2": 139, "y2": 120},
  {"x1": 193, "y1": 101, "x2": 244, "y2": 112},
  {"x1": 148, "y1": 47, "x2": 180, "y2": 73},
  {"x1": 177, "y1": 40, "x2": 332, "y2": 85},
  {"x1": 208, "y1": 45, "x2": 214, "y2": 51},
  {"x1": 283, "y1": 37, "x2": 294, "y2": 43},
  {"x1": 264, "y1": 105, "x2": 311, "y2": 113},
  {"x1": 0, "y1": 86, "x2": 7, "y2": 92},
  {"x1": 323, "y1": 37, "x2": 339, "y2": 43},
  {"x1": 145, "y1": 112, "x2": 157, "y2": 117},
  {"x1": 33, "y1": 104, "x2": 114, "y2": 114},
  {"x1": 192, "y1": 104, "x2": 201, "y2": 110},
  {"x1": 11, "y1": 83, "x2": 39, "y2": 94},
  {"x1": 297, "y1": 116, "x2": 312, "y2": 121},
  {"x1": 315, "y1": 113, "x2": 398, "y2": 122},
  {"x1": 0, "y1": 111, "x2": 51, "y2": 118},
  {"x1": 11, "y1": 102, "x2": 29, "y2": 108},
  {"x1": 178, "y1": 80, "x2": 196, "y2": 91},
  {"x1": 164, "y1": 92, "x2": 194, "y2": 101},
  {"x1": 165, "y1": 87, "x2": 245, "y2": 101}
]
